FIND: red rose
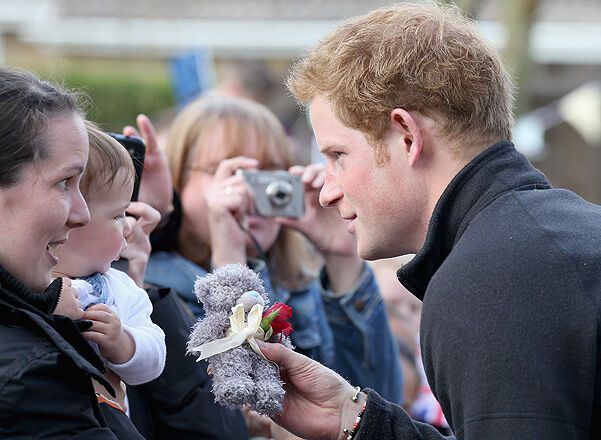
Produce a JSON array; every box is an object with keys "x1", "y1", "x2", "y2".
[{"x1": 260, "y1": 302, "x2": 294, "y2": 337}]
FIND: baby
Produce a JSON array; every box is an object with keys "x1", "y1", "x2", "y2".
[{"x1": 52, "y1": 122, "x2": 166, "y2": 408}]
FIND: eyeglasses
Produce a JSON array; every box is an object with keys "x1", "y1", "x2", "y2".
[
  {"x1": 187, "y1": 163, "x2": 287, "y2": 175},
  {"x1": 187, "y1": 164, "x2": 219, "y2": 175}
]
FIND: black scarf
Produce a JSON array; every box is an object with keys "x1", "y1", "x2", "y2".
[{"x1": 0, "y1": 265, "x2": 61, "y2": 314}]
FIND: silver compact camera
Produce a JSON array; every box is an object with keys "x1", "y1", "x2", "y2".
[{"x1": 240, "y1": 170, "x2": 305, "y2": 218}]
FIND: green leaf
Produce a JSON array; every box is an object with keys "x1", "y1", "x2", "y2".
[{"x1": 259, "y1": 309, "x2": 280, "y2": 333}]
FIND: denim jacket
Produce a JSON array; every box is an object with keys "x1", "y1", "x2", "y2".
[{"x1": 145, "y1": 251, "x2": 403, "y2": 404}]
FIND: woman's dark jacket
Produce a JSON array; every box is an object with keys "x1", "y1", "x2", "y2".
[{"x1": 0, "y1": 266, "x2": 142, "y2": 439}]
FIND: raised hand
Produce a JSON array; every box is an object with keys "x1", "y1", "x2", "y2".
[
  {"x1": 123, "y1": 114, "x2": 173, "y2": 216},
  {"x1": 202, "y1": 156, "x2": 259, "y2": 267}
]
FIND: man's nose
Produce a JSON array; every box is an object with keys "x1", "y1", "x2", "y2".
[{"x1": 318, "y1": 175, "x2": 343, "y2": 208}]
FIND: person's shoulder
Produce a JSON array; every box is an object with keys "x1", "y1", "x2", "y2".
[
  {"x1": 148, "y1": 251, "x2": 206, "y2": 275},
  {"x1": 513, "y1": 188, "x2": 601, "y2": 258},
  {"x1": 0, "y1": 323, "x2": 60, "y2": 388},
  {"x1": 454, "y1": 187, "x2": 599, "y2": 258},
  {"x1": 145, "y1": 251, "x2": 207, "y2": 298},
  {"x1": 465, "y1": 188, "x2": 601, "y2": 275},
  {"x1": 484, "y1": 187, "x2": 601, "y2": 239},
  {"x1": 148, "y1": 250, "x2": 187, "y2": 265},
  {"x1": 427, "y1": 188, "x2": 601, "y2": 309},
  {"x1": 0, "y1": 320, "x2": 56, "y2": 352}
]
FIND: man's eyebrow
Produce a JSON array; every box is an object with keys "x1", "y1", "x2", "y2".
[
  {"x1": 64, "y1": 165, "x2": 85, "y2": 175},
  {"x1": 319, "y1": 143, "x2": 346, "y2": 153}
]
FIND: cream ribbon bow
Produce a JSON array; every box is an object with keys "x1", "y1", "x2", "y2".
[{"x1": 191, "y1": 303, "x2": 268, "y2": 361}]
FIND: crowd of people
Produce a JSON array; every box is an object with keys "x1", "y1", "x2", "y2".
[{"x1": 1, "y1": 2, "x2": 599, "y2": 440}]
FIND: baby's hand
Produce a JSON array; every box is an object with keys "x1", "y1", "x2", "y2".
[
  {"x1": 54, "y1": 278, "x2": 84, "y2": 320},
  {"x1": 82, "y1": 304, "x2": 135, "y2": 364}
]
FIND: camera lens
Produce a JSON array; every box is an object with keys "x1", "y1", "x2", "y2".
[{"x1": 265, "y1": 180, "x2": 293, "y2": 207}]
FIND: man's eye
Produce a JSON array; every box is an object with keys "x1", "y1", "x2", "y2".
[{"x1": 58, "y1": 177, "x2": 71, "y2": 189}]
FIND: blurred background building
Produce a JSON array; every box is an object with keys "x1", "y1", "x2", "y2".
[{"x1": 1, "y1": 0, "x2": 600, "y2": 201}]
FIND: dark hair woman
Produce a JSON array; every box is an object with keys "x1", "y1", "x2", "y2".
[{"x1": 0, "y1": 66, "x2": 143, "y2": 439}]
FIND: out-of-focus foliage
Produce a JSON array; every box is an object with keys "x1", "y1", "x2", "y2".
[{"x1": 42, "y1": 63, "x2": 174, "y2": 132}]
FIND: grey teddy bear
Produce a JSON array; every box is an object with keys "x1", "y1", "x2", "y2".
[{"x1": 187, "y1": 263, "x2": 292, "y2": 417}]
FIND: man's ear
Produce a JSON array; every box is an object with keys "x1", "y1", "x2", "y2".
[{"x1": 390, "y1": 108, "x2": 422, "y2": 167}]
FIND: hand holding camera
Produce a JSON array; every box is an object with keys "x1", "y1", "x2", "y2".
[
  {"x1": 204, "y1": 156, "x2": 260, "y2": 267},
  {"x1": 206, "y1": 157, "x2": 356, "y2": 270},
  {"x1": 275, "y1": 163, "x2": 359, "y2": 258}
]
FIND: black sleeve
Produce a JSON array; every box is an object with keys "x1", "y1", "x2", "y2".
[
  {"x1": 0, "y1": 350, "x2": 119, "y2": 440},
  {"x1": 357, "y1": 389, "x2": 454, "y2": 439},
  {"x1": 128, "y1": 287, "x2": 249, "y2": 440}
]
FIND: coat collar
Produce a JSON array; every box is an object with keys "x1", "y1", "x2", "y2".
[
  {"x1": 0, "y1": 265, "x2": 60, "y2": 314},
  {"x1": 397, "y1": 141, "x2": 551, "y2": 300}
]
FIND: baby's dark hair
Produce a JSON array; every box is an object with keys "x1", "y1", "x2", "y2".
[{"x1": 82, "y1": 121, "x2": 135, "y2": 200}]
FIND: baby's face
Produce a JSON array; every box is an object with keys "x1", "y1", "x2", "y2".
[{"x1": 53, "y1": 169, "x2": 133, "y2": 277}]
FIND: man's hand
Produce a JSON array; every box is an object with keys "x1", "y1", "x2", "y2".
[
  {"x1": 82, "y1": 304, "x2": 135, "y2": 365},
  {"x1": 54, "y1": 277, "x2": 84, "y2": 320},
  {"x1": 270, "y1": 423, "x2": 307, "y2": 440},
  {"x1": 243, "y1": 407, "x2": 306, "y2": 440},
  {"x1": 123, "y1": 114, "x2": 173, "y2": 216},
  {"x1": 258, "y1": 341, "x2": 366, "y2": 440},
  {"x1": 242, "y1": 407, "x2": 272, "y2": 438}
]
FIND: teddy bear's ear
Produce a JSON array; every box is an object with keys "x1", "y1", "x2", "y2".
[
  {"x1": 193, "y1": 263, "x2": 269, "y2": 311},
  {"x1": 193, "y1": 274, "x2": 211, "y2": 304}
]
